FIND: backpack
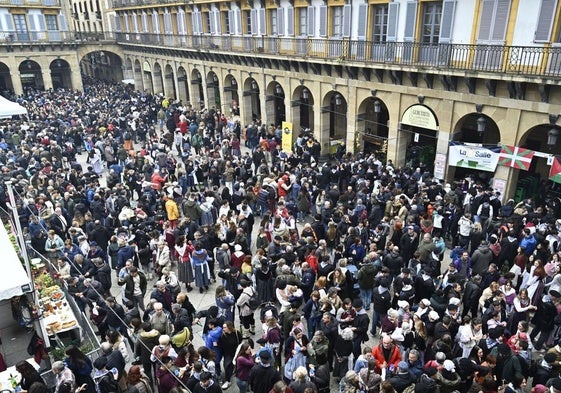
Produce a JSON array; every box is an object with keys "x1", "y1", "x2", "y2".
[{"x1": 246, "y1": 288, "x2": 261, "y2": 310}]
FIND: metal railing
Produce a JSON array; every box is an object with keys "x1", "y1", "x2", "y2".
[
  {"x1": 0, "y1": 31, "x2": 116, "y2": 44},
  {"x1": 0, "y1": 0, "x2": 59, "y2": 6},
  {"x1": 115, "y1": 32, "x2": 561, "y2": 79}
]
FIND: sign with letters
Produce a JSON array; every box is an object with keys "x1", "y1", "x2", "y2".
[{"x1": 448, "y1": 145, "x2": 499, "y2": 172}]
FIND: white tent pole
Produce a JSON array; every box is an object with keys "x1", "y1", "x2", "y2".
[{"x1": 5, "y1": 181, "x2": 37, "y2": 308}]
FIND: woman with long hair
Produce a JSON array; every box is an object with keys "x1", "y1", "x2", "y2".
[
  {"x1": 215, "y1": 285, "x2": 235, "y2": 322},
  {"x1": 16, "y1": 360, "x2": 45, "y2": 391},
  {"x1": 522, "y1": 258, "x2": 546, "y2": 305},
  {"x1": 235, "y1": 342, "x2": 254, "y2": 393},
  {"x1": 126, "y1": 365, "x2": 153, "y2": 393},
  {"x1": 174, "y1": 235, "x2": 194, "y2": 292},
  {"x1": 358, "y1": 358, "x2": 382, "y2": 393},
  {"x1": 219, "y1": 321, "x2": 242, "y2": 389},
  {"x1": 457, "y1": 316, "x2": 483, "y2": 358},
  {"x1": 64, "y1": 345, "x2": 95, "y2": 393},
  {"x1": 507, "y1": 289, "x2": 537, "y2": 333}
]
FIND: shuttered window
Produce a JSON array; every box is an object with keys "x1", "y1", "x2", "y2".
[
  {"x1": 319, "y1": 5, "x2": 327, "y2": 37},
  {"x1": 342, "y1": 4, "x2": 351, "y2": 37},
  {"x1": 235, "y1": 9, "x2": 242, "y2": 34},
  {"x1": 477, "y1": 0, "x2": 511, "y2": 42},
  {"x1": 386, "y1": 2, "x2": 399, "y2": 42},
  {"x1": 249, "y1": 9, "x2": 256, "y2": 34},
  {"x1": 152, "y1": 11, "x2": 160, "y2": 34},
  {"x1": 278, "y1": 7, "x2": 285, "y2": 35},
  {"x1": 286, "y1": 6, "x2": 294, "y2": 36},
  {"x1": 421, "y1": 2, "x2": 441, "y2": 44},
  {"x1": 132, "y1": 12, "x2": 138, "y2": 33},
  {"x1": 299, "y1": 7, "x2": 307, "y2": 36},
  {"x1": 357, "y1": 3, "x2": 368, "y2": 39},
  {"x1": 535, "y1": 0, "x2": 557, "y2": 42},
  {"x1": 228, "y1": 10, "x2": 234, "y2": 34},
  {"x1": 177, "y1": 10, "x2": 186, "y2": 35},
  {"x1": 439, "y1": 0, "x2": 456, "y2": 43},
  {"x1": 59, "y1": 12, "x2": 67, "y2": 31},
  {"x1": 307, "y1": 6, "x2": 314, "y2": 36},
  {"x1": 258, "y1": 8, "x2": 265, "y2": 35},
  {"x1": 332, "y1": 6, "x2": 343, "y2": 37},
  {"x1": 403, "y1": 1, "x2": 418, "y2": 42},
  {"x1": 142, "y1": 12, "x2": 148, "y2": 33},
  {"x1": 270, "y1": 9, "x2": 278, "y2": 35},
  {"x1": 215, "y1": 10, "x2": 222, "y2": 34}
]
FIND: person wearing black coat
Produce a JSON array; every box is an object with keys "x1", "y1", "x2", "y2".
[
  {"x1": 93, "y1": 258, "x2": 112, "y2": 298},
  {"x1": 371, "y1": 280, "x2": 392, "y2": 336},
  {"x1": 530, "y1": 291, "x2": 559, "y2": 350},
  {"x1": 462, "y1": 275, "x2": 483, "y2": 317},
  {"x1": 388, "y1": 363, "x2": 417, "y2": 393},
  {"x1": 351, "y1": 299, "x2": 370, "y2": 359}
]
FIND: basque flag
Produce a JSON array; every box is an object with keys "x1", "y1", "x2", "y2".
[{"x1": 498, "y1": 145, "x2": 534, "y2": 170}]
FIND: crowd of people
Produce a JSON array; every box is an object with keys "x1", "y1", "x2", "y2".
[{"x1": 2, "y1": 78, "x2": 561, "y2": 393}]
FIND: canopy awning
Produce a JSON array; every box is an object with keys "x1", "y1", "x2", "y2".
[
  {"x1": 0, "y1": 223, "x2": 31, "y2": 300},
  {"x1": 0, "y1": 96, "x2": 27, "y2": 119}
]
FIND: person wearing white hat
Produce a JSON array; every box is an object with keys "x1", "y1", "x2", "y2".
[{"x1": 436, "y1": 359, "x2": 461, "y2": 392}]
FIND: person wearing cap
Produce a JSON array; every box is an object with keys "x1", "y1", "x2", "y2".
[
  {"x1": 388, "y1": 360, "x2": 416, "y2": 393},
  {"x1": 248, "y1": 345, "x2": 281, "y2": 393},
  {"x1": 435, "y1": 359, "x2": 461, "y2": 393}
]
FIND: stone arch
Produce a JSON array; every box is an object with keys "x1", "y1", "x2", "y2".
[
  {"x1": 191, "y1": 68, "x2": 204, "y2": 108},
  {"x1": 223, "y1": 74, "x2": 239, "y2": 116},
  {"x1": 357, "y1": 97, "x2": 389, "y2": 156},
  {"x1": 291, "y1": 85, "x2": 314, "y2": 134},
  {"x1": 265, "y1": 81, "x2": 285, "y2": 127},
  {"x1": 177, "y1": 66, "x2": 189, "y2": 103},
  {"x1": 163, "y1": 64, "x2": 176, "y2": 98},
  {"x1": 49, "y1": 59, "x2": 72, "y2": 89},
  {"x1": 19, "y1": 60, "x2": 44, "y2": 90},
  {"x1": 152, "y1": 62, "x2": 164, "y2": 94},
  {"x1": 206, "y1": 70, "x2": 220, "y2": 110},
  {"x1": 0, "y1": 62, "x2": 14, "y2": 93},
  {"x1": 242, "y1": 77, "x2": 260, "y2": 125}
]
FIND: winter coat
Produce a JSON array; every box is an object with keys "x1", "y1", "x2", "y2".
[
  {"x1": 357, "y1": 264, "x2": 377, "y2": 289},
  {"x1": 471, "y1": 244, "x2": 493, "y2": 276}
]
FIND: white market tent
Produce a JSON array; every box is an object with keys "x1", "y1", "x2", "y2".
[
  {"x1": 0, "y1": 95, "x2": 28, "y2": 119},
  {"x1": 0, "y1": 222, "x2": 31, "y2": 300}
]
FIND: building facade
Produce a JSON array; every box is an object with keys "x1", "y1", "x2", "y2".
[{"x1": 1, "y1": 0, "x2": 561, "y2": 200}]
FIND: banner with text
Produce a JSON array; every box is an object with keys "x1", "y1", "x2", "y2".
[
  {"x1": 281, "y1": 121, "x2": 293, "y2": 152},
  {"x1": 448, "y1": 145, "x2": 499, "y2": 172}
]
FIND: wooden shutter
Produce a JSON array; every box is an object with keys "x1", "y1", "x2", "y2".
[
  {"x1": 278, "y1": 7, "x2": 285, "y2": 35},
  {"x1": 235, "y1": 9, "x2": 242, "y2": 34},
  {"x1": 403, "y1": 1, "x2": 417, "y2": 42},
  {"x1": 250, "y1": 9, "x2": 257, "y2": 34},
  {"x1": 215, "y1": 10, "x2": 222, "y2": 34},
  {"x1": 59, "y1": 12, "x2": 67, "y2": 31},
  {"x1": 439, "y1": 0, "x2": 456, "y2": 43},
  {"x1": 307, "y1": 6, "x2": 314, "y2": 36},
  {"x1": 176, "y1": 11, "x2": 184, "y2": 34},
  {"x1": 535, "y1": 0, "x2": 557, "y2": 42},
  {"x1": 342, "y1": 4, "x2": 351, "y2": 37},
  {"x1": 209, "y1": 10, "x2": 216, "y2": 33},
  {"x1": 37, "y1": 14, "x2": 46, "y2": 31},
  {"x1": 132, "y1": 12, "x2": 138, "y2": 33},
  {"x1": 152, "y1": 11, "x2": 159, "y2": 34},
  {"x1": 114, "y1": 14, "x2": 121, "y2": 32},
  {"x1": 491, "y1": 0, "x2": 511, "y2": 41},
  {"x1": 477, "y1": 0, "x2": 495, "y2": 41},
  {"x1": 286, "y1": 6, "x2": 294, "y2": 35},
  {"x1": 319, "y1": 5, "x2": 327, "y2": 37},
  {"x1": 259, "y1": 8, "x2": 266, "y2": 35},
  {"x1": 386, "y1": 2, "x2": 399, "y2": 42},
  {"x1": 357, "y1": 3, "x2": 367, "y2": 39},
  {"x1": 228, "y1": 10, "x2": 234, "y2": 34}
]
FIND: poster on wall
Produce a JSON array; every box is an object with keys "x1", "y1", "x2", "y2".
[
  {"x1": 281, "y1": 121, "x2": 293, "y2": 152},
  {"x1": 492, "y1": 178, "x2": 507, "y2": 202},
  {"x1": 448, "y1": 145, "x2": 499, "y2": 172},
  {"x1": 434, "y1": 153, "x2": 447, "y2": 180}
]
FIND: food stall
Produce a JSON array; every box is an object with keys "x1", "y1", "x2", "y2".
[
  {"x1": 32, "y1": 263, "x2": 82, "y2": 346},
  {"x1": 0, "y1": 358, "x2": 40, "y2": 391}
]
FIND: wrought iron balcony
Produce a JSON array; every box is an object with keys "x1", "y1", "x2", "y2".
[
  {"x1": 0, "y1": 0, "x2": 60, "y2": 6},
  {"x1": 0, "y1": 31, "x2": 116, "y2": 44},
  {"x1": 115, "y1": 32, "x2": 561, "y2": 79}
]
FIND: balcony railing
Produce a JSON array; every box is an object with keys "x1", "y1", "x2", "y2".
[
  {"x1": 115, "y1": 33, "x2": 561, "y2": 79},
  {"x1": 0, "y1": 31, "x2": 116, "y2": 44},
  {"x1": 0, "y1": 0, "x2": 60, "y2": 6}
]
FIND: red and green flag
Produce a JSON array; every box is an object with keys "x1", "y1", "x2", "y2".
[
  {"x1": 549, "y1": 156, "x2": 561, "y2": 184},
  {"x1": 498, "y1": 145, "x2": 534, "y2": 170}
]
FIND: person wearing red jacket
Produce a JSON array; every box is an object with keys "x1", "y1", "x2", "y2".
[{"x1": 371, "y1": 335, "x2": 401, "y2": 374}]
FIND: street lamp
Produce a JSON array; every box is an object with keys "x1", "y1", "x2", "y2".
[
  {"x1": 275, "y1": 84, "x2": 282, "y2": 95},
  {"x1": 548, "y1": 127, "x2": 559, "y2": 148},
  {"x1": 302, "y1": 88, "x2": 309, "y2": 100},
  {"x1": 251, "y1": 80, "x2": 258, "y2": 91},
  {"x1": 374, "y1": 100, "x2": 381, "y2": 114},
  {"x1": 477, "y1": 116, "x2": 486, "y2": 134},
  {"x1": 335, "y1": 94, "x2": 342, "y2": 106}
]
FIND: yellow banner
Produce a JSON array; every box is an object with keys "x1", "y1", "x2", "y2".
[{"x1": 281, "y1": 121, "x2": 293, "y2": 152}]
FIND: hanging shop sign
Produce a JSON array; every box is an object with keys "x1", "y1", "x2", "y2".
[
  {"x1": 448, "y1": 145, "x2": 499, "y2": 172},
  {"x1": 401, "y1": 104, "x2": 438, "y2": 130},
  {"x1": 434, "y1": 153, "x2": 447, "y2": 180}
]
